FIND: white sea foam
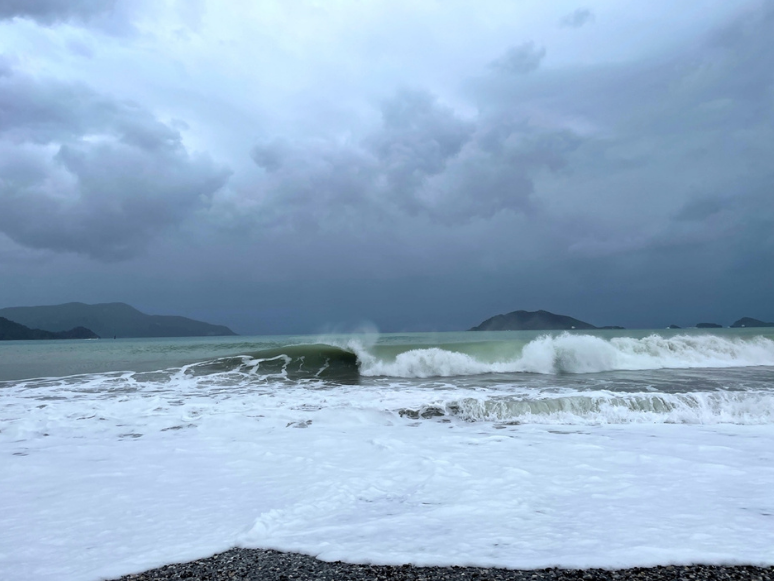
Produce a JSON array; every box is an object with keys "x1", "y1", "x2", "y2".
[
  {"x1": 2, "y1": 333, "x2": 774, "y2": 580},
  {"x1": 357, "y1": 333, "x2": 774, "y2": 377},
  {"x1": 4, "y1": 379, "x2": 773, "y2": 580},
  {"x1": 447, "y1": 391, "x2": 774, "y2": 425}
]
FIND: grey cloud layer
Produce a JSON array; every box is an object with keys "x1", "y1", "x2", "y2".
[
  {"x1": 239, "y1": 1, "x2": 774, "y2": 246},
  {"x1": 560, "y1": 8, "x2": 594, "y2": 28},
  {"x1": 0, "y1": 0, "x2": 115, "y2": 24},
  {"x1": 217, "y1": 1, "x2": 774, "y2": 308},
  {"x1": 247, "y1": 89, "x2": 576, "y2": 229},
  {"x1": 1, "y1": 1, "x2": 772, "y2": 331},
  {"x1": 475, "y1": 2, "x2": 774, "y2": 257},
  {"x1": 0, "y1": 67, "x2": 229, "y2": 260},
  {"x1": 490, "y1": 42, "x2": 546, "y2": 75}
]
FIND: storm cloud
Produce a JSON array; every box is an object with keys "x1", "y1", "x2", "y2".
[
  {"x1": 246, "y1": 88, "x2": 578, "y2": 229},
  {"x1": 239, "y1": 2, "x2": 774, "y2": 256},
  {"x1": 0, "y1": 0, "x2": 772, "y2": 332},
  {"x1": 490, "y1": 42, "x2": 547, "y2": 75},
  {"x1": 559, "y1": 8, "x2": 594, "y2": 28},
  {"x1": 0, "y1": 67, "x2": 229, "y2": 260},
  {"x1": 0, "y1": 0, "x2": 116, "y2": 24}
]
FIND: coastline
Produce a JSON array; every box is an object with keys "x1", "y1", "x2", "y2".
[
  {"x1": 112, "y1": 548, "x2": 773, "y2": 581},
  {"x1": 5, "y1": 333, "x2": 773, "y2": 579}
]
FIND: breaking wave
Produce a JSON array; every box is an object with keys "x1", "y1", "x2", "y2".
[
  {"x1": 358, "y1": 333, "x2": 774, "y2": 377},
  {"x1": 181, "y1": 343, "x2": 361, "y2": 383},
  {"x1": 399, "y1": 391, "x2": 774, "y2": 425},
  {"x1": 171, "y1": 333, "x2": 774, "y2": 382}
]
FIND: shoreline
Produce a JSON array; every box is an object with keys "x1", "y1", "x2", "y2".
[{"x1": 112, "y1": 548, "x2": 773, "y2": 580}]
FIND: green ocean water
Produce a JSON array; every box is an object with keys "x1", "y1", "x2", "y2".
[{"x1": 1, "y1": 327, "x2": 772, "y2": 383}]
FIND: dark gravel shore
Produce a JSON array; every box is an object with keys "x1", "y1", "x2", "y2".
[{"x1": 112, "y1": 548, "x2": 773, "y2": 581}]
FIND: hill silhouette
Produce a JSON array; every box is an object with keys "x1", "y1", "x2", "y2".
[
  {"x1": 731, "y1": 317, "x2": 774, "y2": 328},
  {"x1": 470, "y1": 310, "x2": 598, "y2": 331},
  {"x1": 0, "y1": 303, "x2": 236, "y2": 339},
  {"x1": 0, "y1": 317, "x2": 98, "y2": 341}
]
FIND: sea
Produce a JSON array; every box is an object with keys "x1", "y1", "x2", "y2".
[{"x1": 1, "y1": 328, "x2": 773, "y2": 580}]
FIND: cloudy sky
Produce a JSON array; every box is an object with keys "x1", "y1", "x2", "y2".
[{"x1": 0, "y1": 0, "x2": 772, "y2": 334}]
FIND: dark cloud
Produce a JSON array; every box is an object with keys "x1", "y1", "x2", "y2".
[
  {"x1": 372, "y1": 90, "x2": 474, "y2": 197},
  {"x1": 248, "y1": 90, "x2": 473, "y2": 228},
  {"x1": 559, "y1": 8, "x2": 594, "y2": 28},
  {"x1": 490, "y1": 42, "x2": 546, "y2": 75},
  {"x1": 365, "y1": 90, "x2": 478, "y2": 217},
  {"x1": 207, "y1": 2, "x2": 774, "y2": 332},
  {"x1": 1, "y1": 1, "x2": 773, "y2": 333},
  {"x1": 0, "y1": 68, "x2": 230, "y2": 260},
  {"x1": 0, "y1": 0, "x2": 116, "y2": 24},
  {"x1": 474, "y1": 2, "x2": 774, "y2": 263},
  {"x1": 245, "y1": 89, "x2": 578, "y2": 230},
  {"x1": 231, "y1": 1, "x2": 774, "y2": 331},
  {"x1": 0, "y1": 73, "x2": 178, "y2": 146}
]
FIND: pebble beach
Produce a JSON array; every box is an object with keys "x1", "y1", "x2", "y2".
[{"x1": 114, "y1": 548, "x2": 774, "y2": 581}]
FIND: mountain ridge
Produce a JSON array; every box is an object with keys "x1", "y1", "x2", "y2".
[{"x1": 0, "y1": 302, "x2": 237, "y2": 338}]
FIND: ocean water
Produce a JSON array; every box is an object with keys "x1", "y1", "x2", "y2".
[{"x1": 1, "y1": 329, "x2": 774, "y2": 580}]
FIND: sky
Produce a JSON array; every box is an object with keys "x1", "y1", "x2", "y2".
[{"x1": 0, "y1": 0, "x2": 772, "y2": 334}]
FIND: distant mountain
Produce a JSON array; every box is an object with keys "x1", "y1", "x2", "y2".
[
  {"x1": 731, "y1": 317, "x2": 774, "y2": 328},
  {"x1": 0, "y1": 303, "x2": 237, "y2": 339},
  {"x1": 470, "y1": 309, "x2": 597, "y2": 331},
  {"x1": 0, "y1": 317, "x2": 99, "y2": 341},
  {"x1": 696, "y1": 323, "x2": 723, "y2": 328}
]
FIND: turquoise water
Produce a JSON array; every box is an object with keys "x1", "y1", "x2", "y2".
[{"x1": 2, "y1": 327, "x2": 772, "y2": 382}]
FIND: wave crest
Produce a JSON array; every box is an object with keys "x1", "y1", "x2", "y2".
[
  {"x1": 177, "y1": 333, "x2": 774, "y2": 381},
  {"x1": 358, "y1": 333, "x2": 774, "y2": 377}
]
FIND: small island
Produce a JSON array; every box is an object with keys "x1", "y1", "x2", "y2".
[
  {"x1": 731, "y1": 317, "x2": 774, "y2": 328},
  {"x1": 470, "y1": 310, "x2": 600, "y2": 331},
  {"x1": 468, "y1": 310, "x2": 774, "y2": 332}
]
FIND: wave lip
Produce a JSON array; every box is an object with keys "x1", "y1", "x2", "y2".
[
  {"x1": 357, "y1": 333, "x2": 774, "y2": 378},
  {"x1": 180, "y1": 343, "x2": 361, "y2": 384}
]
